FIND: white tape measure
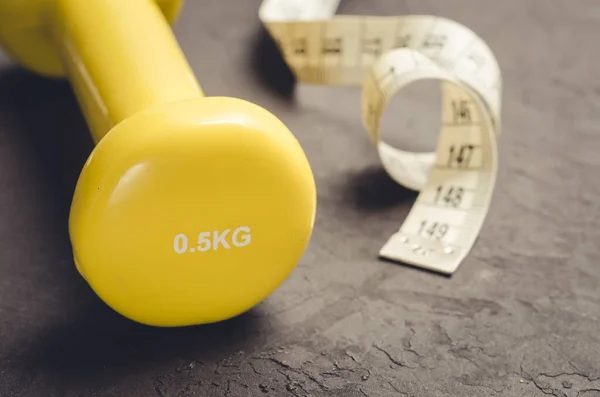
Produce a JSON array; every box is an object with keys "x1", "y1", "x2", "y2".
[{"x1": 259, "y1": 0, "x2": 502, "y2": 274}]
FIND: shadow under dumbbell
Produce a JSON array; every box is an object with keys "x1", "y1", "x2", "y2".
[
  {"x1": 0, "y1": 66, "x2": 92, "y2": 307},
  {"x1": 0, "y1": 67, "x2": 93, "y2": 213},
  {"x1": 0, "y1": 66, "x2": 264, "y2": 388},
  {"x1": 20, "y1": 304, "x2": 266, "y2": 388}
]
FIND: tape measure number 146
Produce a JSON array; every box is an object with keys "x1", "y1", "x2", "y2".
[{"x1": 259, "y1": 0, "x2": 502, "y2": 274}]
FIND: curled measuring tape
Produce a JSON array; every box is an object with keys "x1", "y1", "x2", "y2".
[{"x1": 259, "y1": 0, "x2": 502, "y2": 274}]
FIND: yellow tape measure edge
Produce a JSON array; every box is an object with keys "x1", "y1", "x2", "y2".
[{"x1": 259, "y1": 0, "x2": 502, "y2": 274}]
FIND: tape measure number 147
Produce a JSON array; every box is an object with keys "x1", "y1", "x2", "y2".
[{"x1": 259, "y1": 0, "x2": 502, "y2": 274}]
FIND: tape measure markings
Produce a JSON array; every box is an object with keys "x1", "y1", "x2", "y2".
[{"x1": 259, "y1": 0, "x2": 501, "y2": 274}]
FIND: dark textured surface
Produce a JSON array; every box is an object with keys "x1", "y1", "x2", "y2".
[{"x1": 1, "y1": 1, "x2": 599, "y2": 396}]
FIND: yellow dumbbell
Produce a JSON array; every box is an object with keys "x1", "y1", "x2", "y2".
[{"x1": 0, "y1": 0, "x2": 316, "y2": 326}]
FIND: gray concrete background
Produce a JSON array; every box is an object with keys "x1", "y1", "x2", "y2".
[{"x1": 0, "y1": 0, "x2": 599, "y2": 396}]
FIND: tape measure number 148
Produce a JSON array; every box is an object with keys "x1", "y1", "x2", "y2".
[{"x1": 259, "y1": 0, "x2": 502, "y2": 274}]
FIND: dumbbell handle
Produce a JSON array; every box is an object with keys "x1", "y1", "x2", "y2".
[{"x1": 52, "y1": 0, "x2": 203, "y2": 142}]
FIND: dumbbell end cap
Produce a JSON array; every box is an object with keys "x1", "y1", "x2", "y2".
[{"x1": 69, "y1": 96, "x2": 316, "y2": 327}]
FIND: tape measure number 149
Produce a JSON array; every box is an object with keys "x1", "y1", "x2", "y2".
[{"x1": 259, "y1": 0, "x2": 502, "y2": 274}]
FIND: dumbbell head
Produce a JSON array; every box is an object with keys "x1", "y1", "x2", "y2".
[
  {"x1": 0, "y1": 0, "x2": 317, "y2": 326},
  {"x1": 70, "y1": 96, "x2": 316, "y2": 327}
]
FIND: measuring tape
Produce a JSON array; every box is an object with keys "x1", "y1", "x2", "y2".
[{"x1": 259, "y1": 0, "x2": 501, "y2": 274}]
